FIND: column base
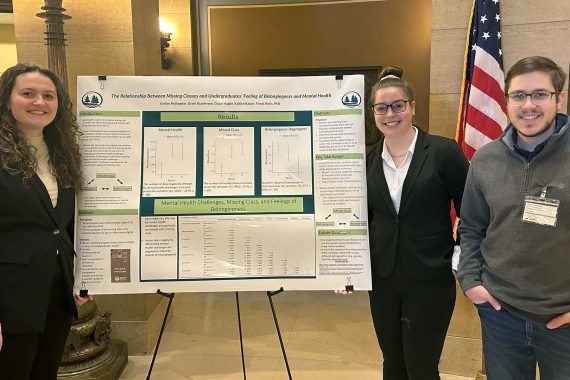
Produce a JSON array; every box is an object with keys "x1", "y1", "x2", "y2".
[
  {"x1": 58, "y1": 339, "x2": 128, "y2": 379},
  {"x1": 94, "y1": 293, "x2": 172, "y2": 355}
]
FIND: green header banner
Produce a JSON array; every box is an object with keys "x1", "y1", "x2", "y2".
[
  {"x1": 318, "y1": 229, "x2": 367, "y2": 236},
  {"x1": 155, "y1": 197, "x2": 304, "y2": 214},
  {"x1": 161, "y1": 112, "x2": 295, "y2": 122},
  {"x1": 79, "y1": 111, "x2": 140, "y2": 117},
  {"x1": 315, "y1": 153, "x2": 364, "y2": 160},
  {"x1": 314, "y1": 109, "x2": 362, "y2": 116},
  {"x1": 78, "y1": 209, "x2": 138, "y2": 216}
]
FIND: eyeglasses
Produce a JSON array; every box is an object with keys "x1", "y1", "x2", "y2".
[
  {"x1": 506, "y1": 91, "x2": 556, "y2": 107},
  {"x1": 371, "y1": 100, "x2": 409, "y2": 115}
]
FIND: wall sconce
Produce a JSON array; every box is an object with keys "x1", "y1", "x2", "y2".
[{"x1": 160, "y1": 17, "x2": 174, "y2": 70}]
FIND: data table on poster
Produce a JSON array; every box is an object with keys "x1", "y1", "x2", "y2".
[
  {"x1": 139, "y1": 215, "x2": 315, "y2": 281},
  {"x1": 178, "y1": 215, "x2": 315, "y2": 279}
]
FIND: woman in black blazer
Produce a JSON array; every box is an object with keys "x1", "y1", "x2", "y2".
[
  {"x1": 0, "y1": 64, "x2": 91, "y2": 379},
  {"x1": 366, "y1": 67, "x2": 469, "y2": 379}
]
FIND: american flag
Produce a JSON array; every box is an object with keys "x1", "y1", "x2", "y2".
[{"x1": 456, "y1": 0, "x2": 507, "y2": 160}]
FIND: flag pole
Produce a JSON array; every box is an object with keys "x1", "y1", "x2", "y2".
[
  {"x1": 454, "y1": 0, "x2": 477, "y2": 147},
  {"x1": 456, "y1": 1, "x2": 488, "y2": 379}
]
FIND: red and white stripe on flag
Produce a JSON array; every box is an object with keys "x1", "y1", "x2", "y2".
[{"x1": 456, "y1": 0, "x2": 508, "y2": 160}]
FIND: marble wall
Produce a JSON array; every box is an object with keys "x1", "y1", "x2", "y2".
[
  {"x1": 429, "y1": 0, "x2": 570, "y2": 138},
  {"x1": 12, "y1": 0, "x2": 163, "y2": 110},
  {"x1": 0, "y1": 21, "x2": 17, "y2": 73},
  {"x1": 205, "y1": 0, "x2": 433, "y2": 130}
]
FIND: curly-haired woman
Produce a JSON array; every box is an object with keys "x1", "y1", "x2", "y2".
[{"x1": 0, "y1": 64, "x2": 91, "y2": 379}]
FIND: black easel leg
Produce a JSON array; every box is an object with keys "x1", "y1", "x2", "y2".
[
  {"x1": 147, "y1": 289, "x2": 175, "y2": 380},
  {"x1": 267, "y1": 287, "x2": 292, "y2": 380},
  {"x1": 236, "y1": 292, "x2": 247, "y2": 380}
]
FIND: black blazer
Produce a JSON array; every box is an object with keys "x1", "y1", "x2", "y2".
[
  {"x1": 367, "y1": 128, "x2": 469, "y2": 280},
  {"x1": 0, "y1": 170, "x2": 77, "y2": 333}
]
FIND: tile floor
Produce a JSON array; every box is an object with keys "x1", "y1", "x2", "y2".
[{"x1": 119, "y1": 291, "x2": 474, "y2": 380}]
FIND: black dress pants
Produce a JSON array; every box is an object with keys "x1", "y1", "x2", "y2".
[
  {"x1": 0, "y1": 263, "x2": 73, "y2": 380},
  {"x1": 369, "y1": 254, "x2": 456, "y2": 380}
]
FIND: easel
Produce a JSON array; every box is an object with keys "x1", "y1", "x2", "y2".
[
  {"x1": 145, "y1": 287, "x2": 293, "y2": 379},
  {"x1": 234, "y1": 287, "x2": 292, "y2": 380},
  {"x1": 146, "y1": 290, "x2": 175, "y2": 380}
]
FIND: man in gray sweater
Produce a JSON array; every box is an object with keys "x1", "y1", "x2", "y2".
[{"x1": 458, "y1": 56, "x2": 569, "y2": 380}]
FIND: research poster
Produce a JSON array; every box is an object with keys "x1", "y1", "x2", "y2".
[{"x1": 74, "y1": 75, "x2": 371, "y2": 294}]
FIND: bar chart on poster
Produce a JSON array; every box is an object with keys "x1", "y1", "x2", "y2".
[
  {"x1": 262, "y1": 126, "x2": 313, "y2": 195},
  {"x1": 203, "y1": 126, "x2": 254, "y2": 196},
  {"x1": 142, "y1": 126, "x2": 197, "y2": 197},
  {"x1": 75, "y1": 75, "x2": 371, "y2": 294}
]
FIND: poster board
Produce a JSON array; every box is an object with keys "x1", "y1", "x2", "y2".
[{"x1": 74, "y1": 75, "x2": 371, "y2": 294}]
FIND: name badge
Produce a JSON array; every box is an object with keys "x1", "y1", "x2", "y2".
[{"x1": 522, "y1": 195, "x2": 560, "y2": 227}]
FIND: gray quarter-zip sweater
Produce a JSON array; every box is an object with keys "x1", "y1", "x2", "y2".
[{"x1": 458, "y1": 113, "x2": 569, "y2": 325}]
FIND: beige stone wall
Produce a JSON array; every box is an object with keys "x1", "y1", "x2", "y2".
[
  {"x1": 132, "y1": 0, "x2": 162, "y2": 75},
  {"x1": 206, "y1": 0, "x2": 433, "y2": 131},
  {"x1": 0, "y1": 22, "x2": 18, "y2": 74},
  {"x1": 430, "y1": 0, "x2": 570, "y2": 139},
  {"x1": 13, "y1": 0, "x2": 162, "y2": 104},
  {"x1": 95, "y1": 293, "x2": 172, "y2": 355},
  {"x1": 430, "y1": 1, "x2": 570, "y2": 376}
]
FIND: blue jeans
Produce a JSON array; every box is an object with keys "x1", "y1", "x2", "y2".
[{"x1": 476, "y1": 302, "x2": 570, "y2": 380}]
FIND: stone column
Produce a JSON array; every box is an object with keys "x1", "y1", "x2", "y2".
[{"x1": 35, "y1": 0, "x2": 71, "y2": 87}]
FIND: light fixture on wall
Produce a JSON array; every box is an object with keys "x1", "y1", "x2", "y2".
[{"x1": 160, "y1": 17, "x2": 174, "y2": 70}]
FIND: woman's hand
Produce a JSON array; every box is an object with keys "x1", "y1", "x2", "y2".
[
  {"x1": 74, "y1": 294, "x2": 94, "y2": 306},
  {"x1": 334, "y1": 290, "x2": 353, "y2": 295}
]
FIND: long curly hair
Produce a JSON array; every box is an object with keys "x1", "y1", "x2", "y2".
[{"x1": 0, "y1": 63, "x2": 82, "y2": 189}]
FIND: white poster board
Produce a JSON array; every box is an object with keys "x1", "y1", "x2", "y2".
[{"x1": 74, "y1": 75, "x2": 370, "y2": 294}]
